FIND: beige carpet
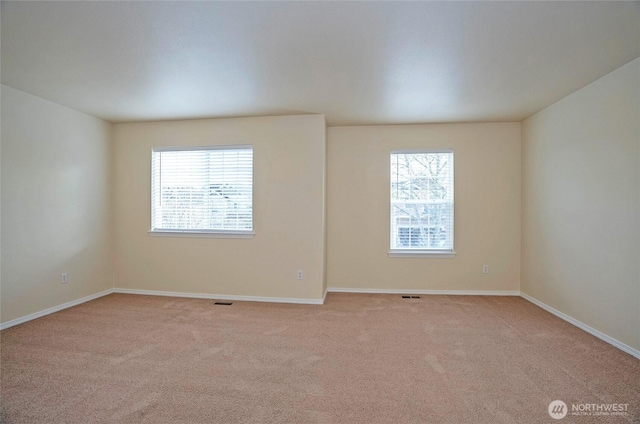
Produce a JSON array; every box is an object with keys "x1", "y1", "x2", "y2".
[{"x1": 1, "y1": 293, "x2": 638, "y2": 423}]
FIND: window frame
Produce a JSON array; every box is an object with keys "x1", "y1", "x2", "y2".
[
  {"x1": 388, "y1": 148, "x2": 456, "y2": 258},
  {"x1": 149, "y1": 144, "x2": 255, "y2": 238}
]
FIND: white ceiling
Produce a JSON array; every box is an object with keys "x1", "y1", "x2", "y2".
[{"x1": 1, "y1": 1, "x2": 638, "y2": 125}]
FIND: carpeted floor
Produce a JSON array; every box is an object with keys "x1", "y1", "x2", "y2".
[{"x1": 1, "y1": 293, "x2": 639, "y2": 423}]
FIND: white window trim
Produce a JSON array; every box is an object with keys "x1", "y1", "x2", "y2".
[
  {"x1": 388, "y1": 250, "x2": 456, "y2": 258},
  {"x1": 152, "y1": 144, "x2": 252, "y2": 152},
  {"x1": 389, "y1": 148, "x2": 455, "y2": 257},
  {"x1": 148, "y1": 229, "x2": 254, "y2": 238},
  {"x1": 150, "y1": 144, "x2": 254, "y2": 236},
  {"x1": 390, "y1": 148, "x2": 454, "y2": 155}
]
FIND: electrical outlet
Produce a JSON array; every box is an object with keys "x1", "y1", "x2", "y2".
[
  {"x1": 482, "y1": 265, "x2": 489, "y2": 274},
  {"x1": 61, "y1": 273, "x2": 68, "y2": 284},
  {"x1": 297, "y1": 270, "x2": 303, "y2": 280}
]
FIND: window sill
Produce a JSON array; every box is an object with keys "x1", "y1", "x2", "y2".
[
  {"x1": 388, "y1": 250, "x2": 456, "y2": 258},
  {"x1": 148, "y1": 230, "x2": 254, "y2": 239}
]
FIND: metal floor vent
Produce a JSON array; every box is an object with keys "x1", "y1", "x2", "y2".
[
  {"x1": 213, "y1": 302, "x2": 233, "y2": 306},
  {"x1": 401, "y1": 295, "x2": 421, "y2": 299}
]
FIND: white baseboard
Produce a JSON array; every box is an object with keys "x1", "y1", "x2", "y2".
[
  {"x1": 520, "y1": 292, "x2": 640, "y2": 360},
  {"x1": 3, "y1": 286, "x2": 636, "y2": 359},
  {"x1": 0, "y1": 288, "x2": 115, "y2": 330},
  {"x1": 113, "y1": 288, "x2": 325, "y2": 305},
  {"x1": 327, "y1": 287, "x2": 520, "y2": 296},
  {"x1": 329, "y1": 288, "x2": 639, "y2": 358}
]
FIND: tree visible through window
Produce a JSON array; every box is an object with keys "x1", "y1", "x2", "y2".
[
  {"x1": 151, "y1": 146, "x2": 253, "y2": 233},
  {"x1": 390, "y1": 150, "x2": 454, "y2": 251}
]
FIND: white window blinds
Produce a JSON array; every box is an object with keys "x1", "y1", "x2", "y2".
[
  {"x1": 151, "y1": 146, "x2": 253, "y2": 233},
  {"x1": 390, "y1": 150, "x2": 454, "y2": 251}
]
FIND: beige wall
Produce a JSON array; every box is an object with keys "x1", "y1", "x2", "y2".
[
  {"x1": 3, "y1": 56, "x2": 637, "y2": 356},
  {"x1": 114, "y1": 114, "x2": 326, "y2": 301},
  {"x1": 1, "y1": 85, "x2": 113, "y2": 323},
  {"x1": 327, "y1": 123, "x2": 521, "y2": 292},
  {"x1": 322, "y1": 124, "x2": 328, "y2": 297},
  {"x1": 522, "y1": 58, "x2": 640, "y2": 351}
]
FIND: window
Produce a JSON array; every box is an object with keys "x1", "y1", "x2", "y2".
[
  {"x1": 150, "y1": 145, "x2": 253, "y2": 237},
  {"x1": 390, "y1": 150, "x2": 454, "y2": 256}
]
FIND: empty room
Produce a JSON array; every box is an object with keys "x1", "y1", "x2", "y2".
[{"x1": 1, "y1": 1, "x2": 639, "y2": 423}]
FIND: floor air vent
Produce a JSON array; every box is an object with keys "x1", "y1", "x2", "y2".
[
  {"x1": 213, "y1": 302, "x2": 233, "y2": 306},
  {"x1": 402, "y1": 295, "x2": 421, "y2": 299}
]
